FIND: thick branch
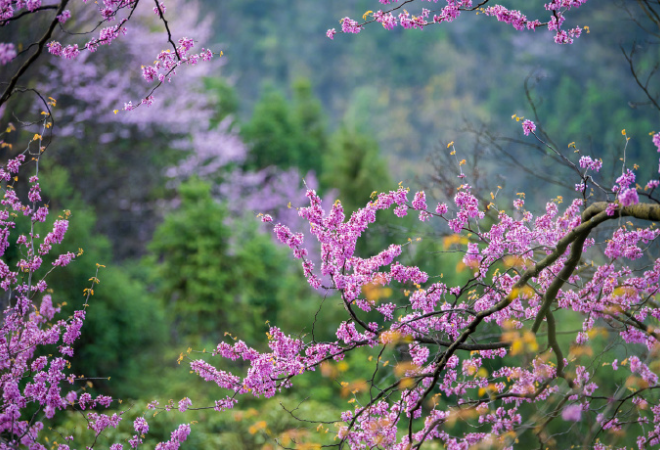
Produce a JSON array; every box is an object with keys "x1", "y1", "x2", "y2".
[
  {"x1": 532, "y1": 201, "x2": 660, "y2": 333},
  {"x1": 412, "y1": 201, "x2": 660, "y2": 415}
]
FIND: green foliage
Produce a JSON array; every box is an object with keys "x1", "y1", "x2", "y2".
[
  {"x1": 146, "y1": 178, "x2": 304, "y2": 344},
  {"x1": 322, "y1": 126, "x2": 392, "y2": 214},
  {"x1": 292, "y1": 77, "x2": 327, "y2": 176},
  {"x1": 33, "y1": 163, "x2": 168, "y2": 399},
  {"x1": 205, "y1": 77, "x2": 240, "y2": 130},
  {"x1": 241, "y1": 80, "x2": 325, "y2": 176}
]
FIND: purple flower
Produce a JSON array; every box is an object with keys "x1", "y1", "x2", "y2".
[
  {"x1": 522, "y1": 119, "x2": 536, "y2": 136},
  {"x1": 340, "y1": 17, "x2": 361, "y2": 34},
  {"x1": 0, "y1": 43, "x2": 17, "y2": 65},
  {"x1": 134, "y1": 417, "x2": 149, "y2": 435},
  {"x1": 411, "y1": 191, "x2": 427, "y2": 210},
  {"x1": 57, "y1": 10, "x2": 71, "y2": 23},
  {"x1": 562, "y1": 405, "x2": 582, "y2": 422},
  {"x1": 618, "y1": 188, "x2": 639, "y2": 207},
  {"x1": 178, "y1": 397, "x2": 192, "y2": 412}
]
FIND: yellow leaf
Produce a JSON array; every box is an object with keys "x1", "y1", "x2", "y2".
[
  {"x1": 362, "y1": 10, "x2": 373, "y2": 20},
  {"x1": 398, "y1": 378, "x2": 415, "y2": 390},
  {"x1": 621, "y1": 129, "x2": 626, "y2": 135},
  {"x1": 459, "y1": 159, "x2": 466, "y2": 166},
  {"x1": 113, "y1": 110, "x2": 119, "y2": 114},
  {"x1": 447, "y1": 141, "x2": 454, "y2": 148},
  {"x1": 510, "y1": 340, "x2": 523, "y2": 356}
]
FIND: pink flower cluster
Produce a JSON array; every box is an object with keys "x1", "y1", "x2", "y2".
[
  {"x1": 0, "y1": 146, "x2": 198, "y2": 450},
  {"x1": 328, "y1": 0, "x2": 588, "y2": 45},
  {"x1": 522, "y1": 119, "x2": 536, "y2": 136},
  {"x1": 187, "y1": 131, "x2": 660, "y2": 448},
  {"x1": 0, "y1": 42, "x2": 16, "y2": 65}
]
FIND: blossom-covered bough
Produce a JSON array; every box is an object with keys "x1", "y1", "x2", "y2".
[
  {"x1": 326, "y1": 0, "x2": 588, "y2": 45},
  {"x1": 3, "y1": 0, "x2": 660, "y2": 449},
  {"x1": 195, "y1": 130, "x2": 660, "y2": 448},
  {"x1": 1, "y1": 1, "x2": 209, "y2": 448},
  {"x1": 181, "y1": 2, "x2": 660, "y2": 448},
  {"x1": 0, "y1": 124, "x2": 194, "y2": 450}
]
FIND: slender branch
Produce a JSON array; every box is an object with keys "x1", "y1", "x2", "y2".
[
  {"x1": 0, "y1": 0, "x2": 70, "y2": 107},
  {"x1": 0, "y1": 5, "x2": 58, "y2": 25},
  {"x1": 622, "y1": 43, "x2": 660, "y2": 111},
  {"x1": 153, "y1": 0, "x2": 181, "y2": 60}
]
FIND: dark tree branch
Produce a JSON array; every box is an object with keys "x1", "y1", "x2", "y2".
[
  {"x1": 0, "y1": 0, "x2": 70, "y2": 108},
  {"x1": 0, "y1": 5, "x2": 58, "y2": 25}
]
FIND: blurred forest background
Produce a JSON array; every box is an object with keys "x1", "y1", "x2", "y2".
[{"x1": 2, "y1": 0, "x2": 660, "y2": 448}]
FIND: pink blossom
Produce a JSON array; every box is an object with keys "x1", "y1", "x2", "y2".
[
  {"x1": 411, "y1": 191, "x2": 427, "y2": 210},
  {"x1": 177, "y1": 397, "x2": 192, "y2": 412},
  {"x1": 522, "y1": 119, "x2": 536, "y2": 136},
  {"x1": 133, "y1": 417, "x2": 149, "y2": 435},
  {"x1": 340, "y1": 17, "x2": 361, "y2": 34},
  {"x1": 0, "y1": 42, "x2": 16, "y2": 65},
  {"x1": 562, "y1": 405, "x2": 582, "y2": 421},
  {"x1": 618, "y1": 188, "x2": 639, "y2": 207},
  {"x1": 57, "y1": 10, "x2": 71, "y2": 23}
]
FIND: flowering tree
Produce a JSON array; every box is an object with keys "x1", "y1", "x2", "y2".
[
  {"x1": 3, "y1": 1, "x2": 660, "y2": 450},
  {"x1": 179, "y1": 2, "x2": 660, "y2": 450},
  {"x1": 188, "y1": 137, "x2": 660, "y2": 448},
  {"x1": 0, "y1": 1, "x2": 214, "y2": 448}
]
